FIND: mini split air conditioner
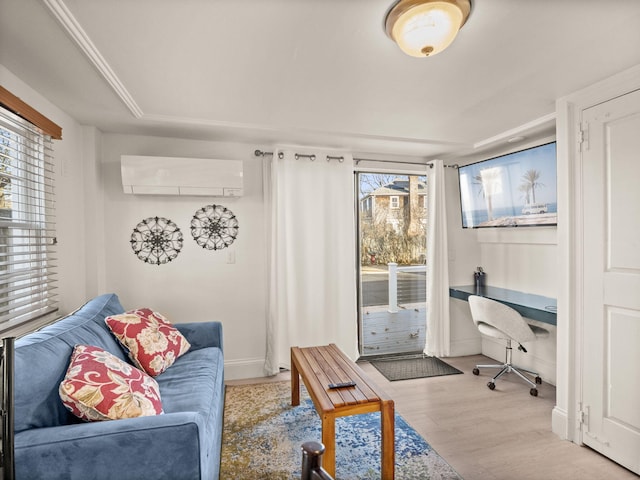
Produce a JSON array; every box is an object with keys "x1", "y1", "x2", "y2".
[{"x1": 121, "y1": 155, "x2": 243, "y2": 197}]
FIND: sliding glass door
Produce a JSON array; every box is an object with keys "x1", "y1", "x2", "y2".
[{"x1": 357, "y1": 172, "x2": 427, "y2": 357}]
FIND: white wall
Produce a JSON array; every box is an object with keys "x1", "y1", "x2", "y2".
[
  {"x1": 445, "y1": 167, "x2": 483, "y2": 356},
  {"x1": 82, "y1": 126, "x2": 107, "y2": 296},
  {"x1": 98, "y1": 134, "x2": 268, "y2": 379},
  {"x1": 446, "y1": 136, "x2": 559, "y2": 384},
  {"x1": 0, "y1": 64, "x2": 89, "y2": 331}
]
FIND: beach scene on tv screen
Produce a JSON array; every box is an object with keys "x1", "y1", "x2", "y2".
[{"x1": 458, "y1": 142, "x2": 557, "y2": 228}]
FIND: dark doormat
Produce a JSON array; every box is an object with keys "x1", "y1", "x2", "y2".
[{"x1": 369, "y1": 354, "x2": 463, "y2": 382}]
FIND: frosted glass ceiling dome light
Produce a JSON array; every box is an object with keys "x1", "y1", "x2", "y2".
[{"x1": 385, "y1": 0, "x2": 472, "y2": 57}]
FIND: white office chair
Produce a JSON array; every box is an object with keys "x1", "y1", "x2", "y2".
[{"x1": 468, "y1": 295, "x2": 549, "y2": 396}]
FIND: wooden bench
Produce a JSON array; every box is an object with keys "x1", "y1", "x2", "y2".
[{"x1": 290, "y1": 344, "x2": 394, "y2": 479}]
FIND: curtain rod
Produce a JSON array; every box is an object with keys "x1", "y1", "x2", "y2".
[
  {"x1": 254, "y1": 150, "x2": 458, "y2": 168},
  {"x1": 254, "y1": 150, "x2": 340, "y2": 162}
]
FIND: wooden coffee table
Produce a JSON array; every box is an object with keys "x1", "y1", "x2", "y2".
[{"x1": 290, "y1": 344, "x2": 395, "y2": 479}]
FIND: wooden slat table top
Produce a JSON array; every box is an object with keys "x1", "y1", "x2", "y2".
[
  {"x1": 291, "y1": 343, "x2": 395, "y2": 479},
  {"x1": 291, "y1": 343, "x2": 392, "y2": 413}
]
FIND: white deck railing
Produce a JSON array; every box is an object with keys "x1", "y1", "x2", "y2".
[{"x1": 387, "y1": 262, "x2": 426, "y2": 313}]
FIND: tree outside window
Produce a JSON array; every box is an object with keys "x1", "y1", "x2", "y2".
[{"x1": 359, "y1": 173, "x2": 426, "y2": 265}]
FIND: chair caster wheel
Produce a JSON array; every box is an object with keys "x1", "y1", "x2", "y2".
[
  {"x1": 472, "y1": 368, "x2": 480, "y2": 376},
  {"x1": 535, "y1": 376, "x2": 542, "y2": 385},
  {"x1": 530, "y1": 388, "x2": 538, "y2": 397},
  {"x1": 487, "y1": 382, "x2": 495, "y2": 390}
]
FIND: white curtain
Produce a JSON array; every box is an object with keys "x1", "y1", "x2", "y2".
[
  {"x1": 264, "y1": 149, "x2": 358, "y2": 375},
  {"x1": 424, "y1": 160, "x2": 451, "y2": 357}
]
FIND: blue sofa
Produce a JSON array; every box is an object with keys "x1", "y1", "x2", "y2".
[{"x1": 13, "y1": 293, "x2": 225, "y2": 479}]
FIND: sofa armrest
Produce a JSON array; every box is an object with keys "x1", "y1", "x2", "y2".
[
  {"x1": 176, "y1": 321, "x2": 223, "y2": 352},
  {"x1": 15, "y1": 412, "x2": 214, "y2": 480}
]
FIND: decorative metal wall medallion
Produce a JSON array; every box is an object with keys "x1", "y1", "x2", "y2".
[
  {"x1": 191, "y1": 204, "x2": 239, "y2": 250},
  {"x1": 130, "y1": 216, "x2": 183, "y2": 265}
]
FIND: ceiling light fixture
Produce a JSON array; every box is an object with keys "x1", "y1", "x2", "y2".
[{"x1": 384, "y1": 0, "x2": 472, "y2": 57}]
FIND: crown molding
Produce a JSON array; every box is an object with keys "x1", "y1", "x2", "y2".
[{"x1": 42, "y1": 0, "x2": 144, "y2": 119}]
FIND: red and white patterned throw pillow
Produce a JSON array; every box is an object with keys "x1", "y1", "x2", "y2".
[
  {"x1": 59, "y1": 344, "x2": 163, "y2": 421},
  {"x1": 105, "y1": 308, "x2": 191, "y2": 376}
]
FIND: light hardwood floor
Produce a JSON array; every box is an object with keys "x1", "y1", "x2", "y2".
[{"x1": 227, "y1": 354, "x2": 637, "y2": 480}]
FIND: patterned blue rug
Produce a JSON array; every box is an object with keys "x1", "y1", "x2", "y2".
[{"x1": 221, "y1": 381, "x2": 462, "y2": 479}]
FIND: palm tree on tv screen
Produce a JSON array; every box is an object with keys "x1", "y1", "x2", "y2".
[
  {"x1": 473, "y1": 167, "x2": 501, "y2": 221},
  {"x1": 521, "y1": 169, "x2": 544, "y2": 203},
  {"x1": 518, "y1": 183, "x2": 531, "y2": 205}
]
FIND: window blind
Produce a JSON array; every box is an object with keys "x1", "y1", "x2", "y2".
[{"x1": 0, "y1": 106, "x2": 57, "y2": 330}]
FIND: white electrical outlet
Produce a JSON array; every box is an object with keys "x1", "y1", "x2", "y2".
[{"x1": 226, "y1": 250, "x2": 236, "y2": 264}]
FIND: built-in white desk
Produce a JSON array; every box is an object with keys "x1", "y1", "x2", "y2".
[{"x1": 449, "y1": 285, "x2": 557, "y2": 326}]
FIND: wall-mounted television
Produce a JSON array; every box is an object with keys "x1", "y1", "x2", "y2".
[{"x1": 458, "y1": 141, "x2": 557, "y2": 228}]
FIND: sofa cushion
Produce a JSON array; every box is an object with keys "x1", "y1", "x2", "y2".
[
  {"x1": 155, "y1": 345, "x2": 225, "y2": 479},
  {"x1": 14, "y1": 293, "x2": 128, "y2": 432},
  {"x1": 59, "y1": 344, "x2": 163, "y2": 421},
  {"x1": 156, "y1": 347, "x2": 223, "y2": 414},
  {"x1": 105, "y1": 308, "x2": 191, "y2": 376}
]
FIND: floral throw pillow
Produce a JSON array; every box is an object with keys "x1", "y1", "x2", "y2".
[
  {"x1": 105, "y1": 308, "x2": 191, "y2": 376},
  {"x1": 59, "y1": 344, "x2": 163, "y2": 421}
]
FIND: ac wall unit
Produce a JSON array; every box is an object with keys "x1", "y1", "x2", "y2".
[{"x1": 121, "y1": 155, "x2": 243, "y2": 196}]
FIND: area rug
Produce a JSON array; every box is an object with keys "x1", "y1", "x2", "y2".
[
  {"x1": 221, "y1": 381, "x2": 462, "y2": 479},
  {"x1": 369, "y1": 355, "x2": 463, "y2": 382}
]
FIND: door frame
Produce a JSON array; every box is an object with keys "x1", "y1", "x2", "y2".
[
  {"x1": 554, "y1": 64, "x2": 640, "y2": 444},
  {"x1": 354, "y1": 165, "x2": 429, "y2": 358}
]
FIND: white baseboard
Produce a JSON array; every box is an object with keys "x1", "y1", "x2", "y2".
[
  {"x1": 552, "y1": 406, "x2": 569, "y2": 440},
  {"x1": 224, "y1": 357, "x2": 267, "y2": 381}
]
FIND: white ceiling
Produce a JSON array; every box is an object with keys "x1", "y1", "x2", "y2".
[{"x1": 2, "y1": 0, "x2": 640, "y2": 161}]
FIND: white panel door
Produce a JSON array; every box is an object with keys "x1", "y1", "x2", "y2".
[{"x1": 581, "y1": 88, "x2": 640, "y2": 474}]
